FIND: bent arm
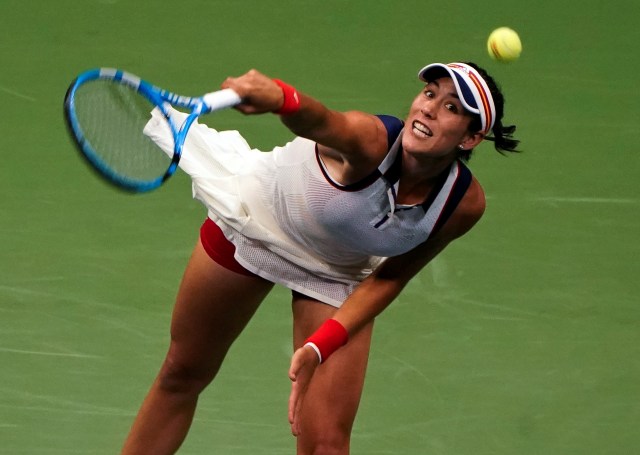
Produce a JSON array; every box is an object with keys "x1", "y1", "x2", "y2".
[
  {"x1": 288, "y1": 179, "x2": 485, "y2": 433},
  {"x1": 288, "y1": 233, "x2": 451, "y2": 434}
]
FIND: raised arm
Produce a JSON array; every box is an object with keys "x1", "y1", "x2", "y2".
[{"x1": 221, "y1": 69, "x2": 388, "y2": 167}]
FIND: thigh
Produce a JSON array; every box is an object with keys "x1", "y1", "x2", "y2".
[
  {"x1": 164, "y1": 239, "x2": 274, "y2": 379},
  {"x1": 292, "y1": 295, "x2": 373, "y2": 451}
]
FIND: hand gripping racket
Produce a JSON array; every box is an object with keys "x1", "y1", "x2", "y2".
[{"x1": 64, "y1": 68, "x2": 241, "y2": 192}]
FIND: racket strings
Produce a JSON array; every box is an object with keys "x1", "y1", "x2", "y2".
[{"x1": 72, "y1": 80, "x2": 173, "y2": 182}]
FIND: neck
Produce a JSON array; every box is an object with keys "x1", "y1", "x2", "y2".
[
  {"x1": 397, "y1": 151, "x2": 457, "y2": 204},
  {"x1": 401, "y1": 149, "x2": 457, "y2": 184}
]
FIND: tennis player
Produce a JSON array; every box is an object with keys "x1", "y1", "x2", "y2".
[{"x1": 122, "y1": 62, "x2": 519, "y2": 454}]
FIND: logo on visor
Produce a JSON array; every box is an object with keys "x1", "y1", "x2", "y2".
[{"x1": 449, "y1": 63, "x2": 469, "y2": 74}]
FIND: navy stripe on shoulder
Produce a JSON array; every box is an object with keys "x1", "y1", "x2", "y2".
[
  {"x1": 376, "y1": 115, "x2": 404, "y2": 150},
  {"x1": 430, "y1": 161, "x2": 473, "y2": 237}
]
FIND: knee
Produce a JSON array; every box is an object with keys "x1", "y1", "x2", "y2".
[
  {"x1": 309, "y1": 441, "x2": 349, "y2": 455},
  {"x1": 156, "y1": 355, "x2": 219, "y2": 396},
  {"x1": 299, "y1": 427, "x2": 351, "y2": 455}
]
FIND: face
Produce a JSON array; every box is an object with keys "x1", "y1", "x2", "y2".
[{"x1": 402, "y1": 76, "x2": 483, "y2": 158}]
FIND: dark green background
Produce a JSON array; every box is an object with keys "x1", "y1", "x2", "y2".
[{"x1": 1, "y1": 1, "x2": 638, "y2": 453}]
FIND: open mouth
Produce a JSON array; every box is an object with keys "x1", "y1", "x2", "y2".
[{"x1": 412, "y1": 120, "x2": 433, "y2": 138}]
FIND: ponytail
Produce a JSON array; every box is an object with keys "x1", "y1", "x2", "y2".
[{"x1": 464, "y1": 62, "x2": 521, "y2": 158}]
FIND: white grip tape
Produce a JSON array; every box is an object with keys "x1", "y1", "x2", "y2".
[{"x1": 202, "y1": 89, "x2": 242, "y2": 112}]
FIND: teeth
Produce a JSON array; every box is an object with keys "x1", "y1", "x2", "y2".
[{"x1": 412, "y1": 121, "x2": 432, "y2": 137}]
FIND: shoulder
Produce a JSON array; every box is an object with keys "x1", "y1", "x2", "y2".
[
  {"x1": 371, "y1": 174, "x2": 484, "y2": 284},
  {"x1": 376, "y1": 115, "x2": 404, "y2": 147},
  {"x1": 435, "y1": 176, "x2": 485, "y2": 243},
  {"x1": 317, "y1": 113, "x2": 398, "y2": 184},
  {"x1": 321, "y1": 112, "x2": 398, "y2": 154},
  {"x1": 390, "y1": 176, "x2": 484, "y2": 271}
]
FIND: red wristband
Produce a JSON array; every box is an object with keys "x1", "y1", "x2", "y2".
[
  {"x1": 273, "y1": 79, "x2": 301, "y2": 115},
  {"x1": 304, "y1": 319, "x2": 348, "y2": 363}
]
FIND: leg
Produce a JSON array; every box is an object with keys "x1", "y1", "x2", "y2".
[
  {"x1": 292, "y1": 294, "x2": 374, "y2": 455},
  {"x1": 121, "y1": 240, "x2": 274, "y2": 454}
]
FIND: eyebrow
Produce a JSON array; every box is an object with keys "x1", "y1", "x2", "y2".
[{"x1": 426, "y1": 79, "x2": 460, "y2": 100}]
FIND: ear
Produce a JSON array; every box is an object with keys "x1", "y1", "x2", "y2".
[{"x1": 459, "y1": 131, "x2": 484, "y2": 151}]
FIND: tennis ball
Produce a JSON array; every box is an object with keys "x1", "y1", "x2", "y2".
[{"x1": 487, "y1": 27, "x2": 522, "y2": 62}]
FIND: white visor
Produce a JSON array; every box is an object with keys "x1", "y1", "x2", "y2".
[{"x1": 418, "y1": 62, "x2": 496, "y2": 135}]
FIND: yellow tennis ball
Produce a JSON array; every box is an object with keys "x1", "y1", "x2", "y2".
[{"x1": 487, "y1": 27, "x2": 522, "y2": 62}]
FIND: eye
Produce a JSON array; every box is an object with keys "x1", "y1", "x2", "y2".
[
  {"x1": 445, "y1": 103, "x2": 459, "y2": 113},
  {"x1": 424, "y1": 89, "x2": 435, "y2": 98}
]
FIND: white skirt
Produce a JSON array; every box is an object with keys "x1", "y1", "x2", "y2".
[{"x1": 143, "y1": 107, "x2": 369, "y2": 307}]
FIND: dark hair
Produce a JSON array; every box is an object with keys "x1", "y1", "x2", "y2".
[{"x1": 462, "y1": 62, "x2": 520, "y2": 160}]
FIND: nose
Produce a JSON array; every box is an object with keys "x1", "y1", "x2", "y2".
[{"x1": 420, "y1": 100, "x2": 436, "y2": 118}]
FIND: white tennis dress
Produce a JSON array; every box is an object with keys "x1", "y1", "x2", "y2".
[{"x1": 144, "y1": 107, "x2": 472, "y2": 307}]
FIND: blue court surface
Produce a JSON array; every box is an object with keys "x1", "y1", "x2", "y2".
[{"x1": 1, "y1": 1, "x2": 638, "y2": 453}]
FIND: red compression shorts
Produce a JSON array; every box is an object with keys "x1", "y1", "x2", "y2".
[
  {"x1": 200, "y1": 219, "x2": 320, "y2": 303},
  {"x1": 199, "y1": 218, "x2": 256, "y2": 277}
]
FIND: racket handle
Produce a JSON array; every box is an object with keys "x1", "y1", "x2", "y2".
[{"x1": 202, "y1": 89, "x2": 242, "y2": 113}]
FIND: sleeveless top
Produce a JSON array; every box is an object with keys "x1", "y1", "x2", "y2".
[{"x1": 144, "y1": 108, "x2": 472, "y2": 307}]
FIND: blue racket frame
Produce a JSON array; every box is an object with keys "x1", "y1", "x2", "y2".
[{"x1": 64, "y1": 68, "x2": 241, "y2": 192}]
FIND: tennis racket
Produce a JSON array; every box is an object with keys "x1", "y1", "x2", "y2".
[{"x1": 64, "y1": 68, "x2": 242, "y2": 192}]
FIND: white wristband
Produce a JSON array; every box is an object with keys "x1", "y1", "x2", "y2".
[{"x1": 304, "y1": 341, "x2": 322, "y2": 364}]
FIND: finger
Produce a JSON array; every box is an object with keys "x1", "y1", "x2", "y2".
[
  {"x1": 287, "y1": 348, "x2": 319, "y2": 435},
  {"x1": 288, "y1": 382, "x2": 303, "y2": 436},
  {"x1": 288, "y1": 379, "x2": 299, "y2": 424},
  {"x1": 220, "y1": 76, "x2": 238, "y2": 92},
  {"x1": 288, "y1": 356, "x2": 301, "y2": 382},
  {"x1": 291, "y1": 419, "x2": 300, "y2": 437},
  {"x1": 288, "y1": 359, "x2": 305, "y2": 435},
  {"x1": 233, "y1": 104, "x2": 261, "y2": 115}
]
